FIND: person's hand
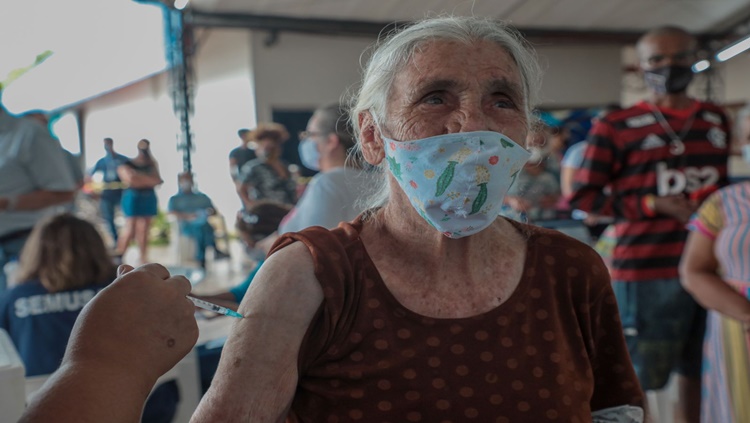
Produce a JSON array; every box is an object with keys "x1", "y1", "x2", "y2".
[
  {"x1": 538, "y1": 194, "x2": 559, "y2": 209},
  {"x1": 506, "y1": 196, "x2": 531, "y2": 212},
  {"x1": 653, "y1": 194, "x2": 697, "y2": 223},
  {"x1": 64, "y1": 263, "x2": 198, "y2": 388}
]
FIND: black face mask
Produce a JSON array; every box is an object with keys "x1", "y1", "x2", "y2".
[
  {"x1": 139, "y1": 147, "x2": 150, "y2": 158},
  {"x1": 643, "y1": 65, "x2": 694, "y2": 94}
]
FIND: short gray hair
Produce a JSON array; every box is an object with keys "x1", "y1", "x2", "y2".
[{"x1": 349, "y1": 16, "x2": 543, "y2": 209}]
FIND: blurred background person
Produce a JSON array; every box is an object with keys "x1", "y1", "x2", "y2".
[
  {"x1": 89, "y1": 137, "x2": 129, "y2": 247},
  {"x1": 0, "y1": 213, "x2": 178, "y2": 423},
  {"x1": 116, "y1": 139, "x2": 162, "y2": 264},
  {"x1": 503, "y1": 128, "x2": 561, "y2": 222},
  {"x1": 237, "y1": 123, "x2": 297, "y2": 209},
  {"x1": 229, "y1": 128, "x2": 257, "y2": 183},
  {"x1": 275, "y1": 103, "x2": 375, "y2": 235},
  {"x1": 192, "y1": 201, "x2": 290, "y2": 311},
  {"x1": 16, "y1": 262, "x2": 197, "y2": 423},
  {"x1": 0, "y1": 99, "x2": 77, "y2": 292},
  {"x1": 680, "y1": 106, "x2": 750, "y2": 423},
  {"x1": 167, "y1": 172, "x2": 229, "y2": 269},
  {"x1": 570, "y1": 26, "x2": 731, "y2": 422},
  {"x1": 0, "y1": 214, "x2": 115, "y2": 376},
  {"x1": 559, "y1": 105, "x2": 620, "y2": 240},
  {"x1": 22, "y1": 110, "x2": 84, "y2": 189}
]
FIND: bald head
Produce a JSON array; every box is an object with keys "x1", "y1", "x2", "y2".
[{"x1": 637, "y1": 26, "x2": 697, "y2": 67}]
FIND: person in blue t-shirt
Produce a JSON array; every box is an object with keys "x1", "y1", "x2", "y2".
[
  {"x1": 89, "y1": 137, "x2": 129, "y2": 244},
  {"x1": 168, "y1": 172, "x2": 229, "y2": 268},
  {"x1": 0, "y1": 213, "x2": 178, "y2": 423}
]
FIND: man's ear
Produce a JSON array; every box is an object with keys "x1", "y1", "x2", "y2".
[{"x1": 359, "y1": 111, "x2": 385, "y2": 165}]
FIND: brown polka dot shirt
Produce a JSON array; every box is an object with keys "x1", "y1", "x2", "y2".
[{"x1": 272, "y1": 218, "x2": 644, "y2": 422}]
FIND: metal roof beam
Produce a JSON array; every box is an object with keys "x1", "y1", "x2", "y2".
[{"x1": 189, "y1": 10, "x2": 643, "y2": 44}]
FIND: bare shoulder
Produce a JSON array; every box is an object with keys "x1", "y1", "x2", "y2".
[
  {"x1": 239, "y1": 241, "x2": 324, "y2": 319},
  {"x1": 193, "y1": 242, "x2": 323, "y2": 422}
]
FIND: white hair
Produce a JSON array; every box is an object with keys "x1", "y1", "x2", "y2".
[{"x1": 349, "y1": 16, "x2": 543, "y2": 210}]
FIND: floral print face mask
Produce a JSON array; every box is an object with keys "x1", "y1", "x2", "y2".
[{"x1": 383, "y1": 131, "x2": 530, "y2": 238}]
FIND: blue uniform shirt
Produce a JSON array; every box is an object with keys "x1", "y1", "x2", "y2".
[
  {"x1": 0, "y1": 280, "x2": 109, "y2": 376},
  {"x1": 91, "y1": 153, "x2": 129, "y2": 184}
]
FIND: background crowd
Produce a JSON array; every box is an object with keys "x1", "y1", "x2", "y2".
[{"x1": 2, "y1": 15, "x2": 750, "y2": 423}]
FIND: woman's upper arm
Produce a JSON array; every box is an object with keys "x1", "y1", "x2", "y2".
[
  {"x1": 191, "y1": 242, "x2": 323, "y2": 422},
  {"x1": 151, "y1": 161, "x2": 163, "y2": 184},
  {"x1": 117, "y1": 165, "x2": 133, "y2": 183},
  {"x1": 680, "y1": 231, "x2": 719, "y2": 286}
]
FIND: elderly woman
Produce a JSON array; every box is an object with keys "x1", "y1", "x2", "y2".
[{"x1": 194, "y1": 17, "x2": 643, "y2": 422}]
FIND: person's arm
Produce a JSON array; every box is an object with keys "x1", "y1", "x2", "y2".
[
  {"x1": 680, "y1": 231, "x2": 750, "y2": 322},
  {"x1": 117, "y1": 166, "x2": 155, "y2": 189},
  {"x1": 0, "y1": 190, "x2": 75, "y2": 212},
  {"x1": 680, "y1": 193, "x2": 750, "y2": 322},
  {"x1": 560, "y1": 165, "x2": 577, "y2": 199},
  {"x1": 19, "y1": 264, "x2": 198, "y2": 423},
  {"x1": 560, "y1": 143, "x2": 586, "y2": 198},
  {"x1": 89, "y1": 159, "x2": 104, "y2": 177},
  {"x1": 191, "y1": 242, "x2": 324, "y2": 422},
  {"x1": 149, "y1": 160, "x2": 164, "y2": 186},
  {"x1": 117, "y1": 163, "x2": 162, "y2": 189},
  {"x1": 0, "y1": 127, "x2": 76, "y2": 211},
  {"x1": 229, "y1": 155, "x2": 240, "y2": 181},
  {"x1": 238, "y1": 181, "x2": 255, "y2": 210},
  {"x1": 503, "y1": 195, "x2": 531, "y2": 213}
]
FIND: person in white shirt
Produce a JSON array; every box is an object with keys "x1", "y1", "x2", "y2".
[{"x1": 263, "y1": 104, "x2": 375, "y2": 244}]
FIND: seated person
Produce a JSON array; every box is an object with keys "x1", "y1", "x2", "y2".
[
  {"x1": 194, "y1": 201, "x2": 291, "y2": 311},
  {"x1": 18, "y1": 263, "x2": 197, "y2": 423},
  {"x1": 280, "y1": 104, "x2": 377, "y2": 234},
  {"x1": 167, "y1": 172, "x2": 229, "y2": 268},
  {"x1": 503, "y1": 146, "x2": 561, "y2": 222},
  {"x1": 0, "y1": 213, "x2": 178, "y2": 423}
]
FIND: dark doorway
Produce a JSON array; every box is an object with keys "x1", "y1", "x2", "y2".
[{"x1": 272, "y1": 108, "x2": 316, "y2": 177}]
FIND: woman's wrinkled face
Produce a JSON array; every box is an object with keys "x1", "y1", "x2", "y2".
[{"x1": 381, "y1": 39, "x2": 528, "y2": 145}]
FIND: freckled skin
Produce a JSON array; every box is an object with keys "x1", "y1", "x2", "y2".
[{"x1": 359, "y1": 39, "x2": 530, "y2": 318}]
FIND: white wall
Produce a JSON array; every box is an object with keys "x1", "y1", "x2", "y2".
[
  {"x1": 190, "y1": 28, "x2": 256, "y2": 216},
  {"x1": 82, "y1": 28, "x2": 255, "y2": 221},
  {"x1": 251, "y1": 34, "x2": 624, "y2": 114},
  {"x1": 536, "y1": 44, "x2": 623, "y2": 108},
  {"x1": 723, "y1": 52, "x2": 750, "y2": 105},
  {"x1": 250, "y1": 31, "x2": 374, "y2": 121}
]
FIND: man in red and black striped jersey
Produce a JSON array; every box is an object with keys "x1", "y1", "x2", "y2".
[{"x1": 570, "y1": 26, "x2": 730, "y2": 422}]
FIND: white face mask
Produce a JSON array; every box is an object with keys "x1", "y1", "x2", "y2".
[
  {"x1": 383, "y1": 130, "x2": 530, "y2": 238},
  {"x1": 298, "y1": 138, "x2": 321, "y2": 171}
]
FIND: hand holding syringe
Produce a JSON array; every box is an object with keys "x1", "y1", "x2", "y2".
[{"x1": 187, "y1": 296, "x2": 243, "y2": 319}]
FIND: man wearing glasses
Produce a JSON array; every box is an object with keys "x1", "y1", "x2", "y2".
[
  {"x1": 570, "y1": 26, "x2": 730, "y2": 422},
  {"x1": 269, "y1": 104, "x2": 375, "y2": 238}
]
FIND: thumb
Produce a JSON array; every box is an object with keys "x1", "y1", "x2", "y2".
[{"x1": 117, "y1": 264, "x2": 135, "y2": 277}]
